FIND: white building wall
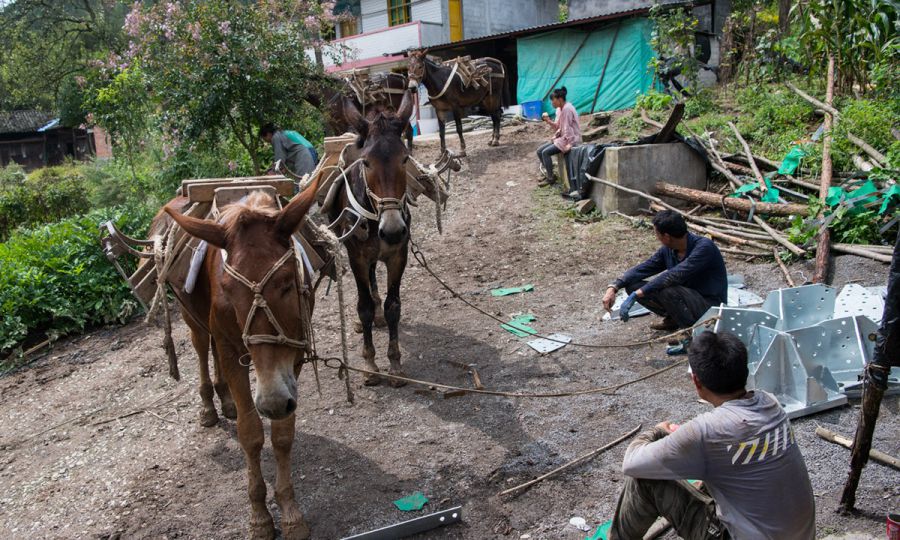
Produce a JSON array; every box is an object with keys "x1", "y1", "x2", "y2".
[
  {"x1": 321, "y1": 23, "x2": 423, "y2": 67},
  {"x1": 412, "y1": 0, "x2": 443, "y2": 24},
  {"x1": 360, "y1": 0, "x2": 388, "y2": 32}
]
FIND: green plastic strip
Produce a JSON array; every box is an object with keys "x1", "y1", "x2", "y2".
[
  {"x1": 491, "y1": 284, "x2": 535, "y2": 297},
  {"x1": 393, "y1": 492, "x2": 429, "y2": 512}
]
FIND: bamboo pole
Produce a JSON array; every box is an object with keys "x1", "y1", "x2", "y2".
[
  {"x1": 728, "y1": 121, "x2": 767, "y2": 187},
  {"x1": 498, "y1": 425, "x2": 641, "y2": 497},
  {"x1": 813, "y1": 55, "x2": 835, "y2": 284},
  {"x1": 817, "y1": 427, "x2": 900, "y2": 470},
  {"x1": 846, "y1": 133, "x2": 886, "y2": 166},
  {"x1": 774, "y1": 249, "x2": 796, "y2": 286},
  {"x1": 753, "y1": 216, "x2": 807, "y2": 256},
  {"x1": 786, "y1": 81, "x2": 841, "y2": 120},
  {"x1": 831, "y1": 244, "x2": 893, "y2": 263}
]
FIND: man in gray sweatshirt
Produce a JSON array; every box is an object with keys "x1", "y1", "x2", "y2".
[{"x1": 610, "y1": 331, "x2": 815, "y2": 540}]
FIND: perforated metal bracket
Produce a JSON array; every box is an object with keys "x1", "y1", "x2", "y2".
[{"x1": 761, "y1": 284, "x2": 836, "y2": 331}]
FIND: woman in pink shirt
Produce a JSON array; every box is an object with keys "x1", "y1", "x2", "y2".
[{"x1": 536, "y1": 86, "x2": 582, "y2": 187}]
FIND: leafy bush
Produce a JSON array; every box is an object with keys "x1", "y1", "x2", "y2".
[
  {"x1": 0, "y1": 203, "x2": 155, "y2": 357},
  {"x1": 635, "y1": 89, "x2": 673, "y2": 111},
  {"x1": 832, "y1": 98, "x2": 900, "y2": 171},
  {"x1": 0, "y1": 164, "x2": 92, "y2": 240}
]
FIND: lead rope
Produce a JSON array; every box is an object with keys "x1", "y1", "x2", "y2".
[
  {"x1": 146, "y1": 216, "x2": 186, "y2": 380},
  {"x1": 316, "y1": 223, "x2": 355, "y2": 403}
]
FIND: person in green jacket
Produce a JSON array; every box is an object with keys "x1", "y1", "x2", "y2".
[{"x1": 259, "y1": 123, "x2": 318, "y2": 177}]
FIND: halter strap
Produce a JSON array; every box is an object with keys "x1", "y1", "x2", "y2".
[{"x1": 222, "y1": 249, "x2": 310, "y2": 350}]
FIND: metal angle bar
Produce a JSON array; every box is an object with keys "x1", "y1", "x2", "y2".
[{"x1": 341, "y1": 506, "x2": 463, "y2": 540}]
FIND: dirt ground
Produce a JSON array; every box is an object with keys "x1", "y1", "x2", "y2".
[{"x1": 1, "y1": 121, "x2": 897, "y2": 540}]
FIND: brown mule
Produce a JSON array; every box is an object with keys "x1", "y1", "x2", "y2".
[
  {"x1": 407, "y1": 50, "x2": 509, "y2": 154},
  {"x1": 330, "y1": 89, "x2": 416, "y2": 387},
  {"x1": 165, "y1": 174, "x2": 322, "y2": 540}
]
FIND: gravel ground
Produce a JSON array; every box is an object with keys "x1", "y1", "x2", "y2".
[{"x1": 0, "y1": 121, "x2": 897, "y2": 539}]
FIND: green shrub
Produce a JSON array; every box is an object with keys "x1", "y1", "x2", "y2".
[
  {"x1": 683, "y1": 88, "x2": 717, "y2": 119},
  {"x1": 635, "y1": 89, "x2": 673, "y2": 111},
  {"x1": 0, "y1": 164, "x2": 92, "y2": 240},
  {"x1": 0, "y1": 203, "x2": 155, "y2": 358},
  {"x1": 832, "y1": 98, "x2": 900, "y2": 171}
]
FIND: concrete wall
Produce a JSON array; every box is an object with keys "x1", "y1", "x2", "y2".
[
  {"x1": 589, "y1": 142, "x2": 707, "y2": 215},
  {"x1": 462, "y1": 0, "x2": 559, "y2": 40}
]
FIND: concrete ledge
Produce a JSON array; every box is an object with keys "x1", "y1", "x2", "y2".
[{"x1": 589, "y1": 142, "x2": 707, "y2": 215}]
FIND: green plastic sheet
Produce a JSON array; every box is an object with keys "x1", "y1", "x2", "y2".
[
  {"x1": 501, "y1": 314, "x2": 537, "y2": 337},
  {"x1": 516, "y1": 18, "x2": 657, "y2": 114},
  {"x1": 777, "y1": 146, "x2": 807, "y2": 175},
  {"x1": 880, "y1": 184, "x2": 900, "y2": 215},
  {"x1": 585, "y1": 520, "x2": 612, "y2": 540},
  {"x1": 393, "y1": 492, "x2": 428, "y2": 511},
  {"x1": 826, "y1": 180, "x2": 881, "y2": 214},
  {"x1": 728, "y1": 180, "x2": 780, "y2": 203},
  {"x1": 491, "y1": 284, "x2": 534, "y2": 297}
]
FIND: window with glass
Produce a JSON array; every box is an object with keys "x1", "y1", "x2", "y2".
[
  {"x1": 388, "y1": 0, "x2": 411, "y2": 26},
  {"x1": 339, "y1": 17, "x2": 358, "y2": 37}
]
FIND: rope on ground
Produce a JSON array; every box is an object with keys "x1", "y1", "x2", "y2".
[
  {"x1": 408, "y1": 237, "x2": 715, "y2": 349},
  {"x1": 321, "y1": 357, "x2": 687, "y2": 399},
  {"x1": 315, "y1": 223, "x2": 355, "y2": 404}
]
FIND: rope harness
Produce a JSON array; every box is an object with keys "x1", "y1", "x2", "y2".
[{"x1": 221, "y1": 249, "x2": 312, "y2": 351}]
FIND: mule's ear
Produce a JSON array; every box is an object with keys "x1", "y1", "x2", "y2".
[
  {"x1": 397, "y1": 88, "x2": 415, "y2": 126},
  {"x1": 165, "y1": 208, "x2": 227, "y2": 249},
  {"x1": 275, "y1": 172, "x2": 323, "y2": 237},
  {"x1": 342, "y1": 98, "x2": 368, "y2": 139}
]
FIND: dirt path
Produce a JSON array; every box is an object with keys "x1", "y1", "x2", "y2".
[{"x1": 1, "y1": 123, "x2": 897, "y2": 539}]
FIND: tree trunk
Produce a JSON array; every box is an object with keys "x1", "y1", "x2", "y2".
[
  {"x1": 653, "y1": 182, "x2": 808, "y2": 216},
  {"x1": 813, "y1": 55, "x2": 835, "y2": 284},
  {"x1": 778, "y1": 0, "x2": 790, "y2": 37}
]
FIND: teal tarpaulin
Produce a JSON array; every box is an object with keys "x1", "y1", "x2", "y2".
[{"x1": 516, "y1": 17, "x2": 657, "y2": 115}]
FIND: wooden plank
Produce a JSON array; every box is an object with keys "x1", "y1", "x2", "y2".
[
  {"x1": 186, "y1": 178, "x2": 293, "y2": 203},
  {"x1": 653, "y1": 182, "x2": 807, "y2": 216},
  {"x1": 214, "y1": 185, "x2": 278, "y2": 207}
]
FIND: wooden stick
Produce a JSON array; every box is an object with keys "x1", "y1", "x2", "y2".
[
  {"x1": 719, "y1": 246, "x2": 771, "y2": 258},
  {"x1": 498, "y1": 424, "x2": 641, "y2": 497},
  {"x1": 814, "y1": 55, "x2": 835, "y2": 284},
  {"x1": 816, "y1": 427, "x2": 900, "y2": 470},
  {"x1": 785, "y1": 176, "x2": 821, "y2": 191},
  {"x1": 653, "y1": 182, "x2": 807, "y2": 216},
  {"x1": 786, "y1": 81, "x2": 841, "y2": 120},
  {"x1": 831, "y1": 244, "x2": 893, "y2": 263},
  {"x1": 774, "y1": 249, "x2": 796, "y2": 286},
  {"x1": 687, "y1": 222, "x2": 775, "y2": 251},
  {"x1": 753, "y1": 216, "x2": 807, "y2": 256},
  {"x1": 728, "y1": 121, "x2": 767, "y2": 187},
  {"x1": 834, "y1": 243, "x2": 895, "y2": 253},
  {"x1": 846, "y1": 133, "x2": 886, "y2": 166},
  {"x1": 639, "y1": 109, "x2": 664, "y2": 129}
]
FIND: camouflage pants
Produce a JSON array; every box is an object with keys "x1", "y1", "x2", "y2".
[{"x1": 610, "y1": 477, "x2": 729, "y2": 540}]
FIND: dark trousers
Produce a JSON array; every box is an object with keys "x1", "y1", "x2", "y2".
[
  {"x1": 625, "y1": 281, "x2": 716, "y2": 329},
  {"x1": 611, "y1": 477, "x2": 728, "y2": 540},
  {"x1": 537, "y1": 142, "x2": 562, "y2": 181}
]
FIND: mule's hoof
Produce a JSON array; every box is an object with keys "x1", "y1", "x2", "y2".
[
  {"x1": 374, "y1": 315, "x2": 387, "y2": 328},
  {"x1": 458, "y1": 150, "x2": 467, "y2": 157},
  {"x1": 388, "y1": 371, "x2": 408, "y2": 388},
  {"x1": 282, "y1": 518, "x2": 311, "y2": 540},
  {"x1": 221, "y1": 400, "x2": 238, "y2": 420},
  {"x1": 363, "y1": 373, "x2": 382, "y2": 386},
  {"x1": 250, "y1": 515, "x2": 276, "y2": 540},
  {"x1": 353, "y1": 320, "x2": 363, "y2": 334},
  {"x1": 199, "y1": 408, "x2": 219, "y2": 427}
]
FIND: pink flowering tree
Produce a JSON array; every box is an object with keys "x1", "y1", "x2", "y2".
[{"x1": 122, "y1": 0, "x2": 336, "y2": 173}]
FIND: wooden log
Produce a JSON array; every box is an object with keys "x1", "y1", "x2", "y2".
[
  {"x1": 831, "y1": 244, "x2": 893, "y2": 263},
  {"x1": 722, "y1": 152, "x2": 781, "y2": 170},
  {"x1": 653, "y1": 182, "x2": 807, "y2": 216},
  {"x1": 687, "y1": 222, "x2": 775, "y2": 251},
  {"x1": 834, "y1": 243, "x2": 894, "y2": 254},
  {"x1": 774, "y1": 249, "x2": 796, "y2": 286},
  {"x1": 719, "y1": 246, "x2": 771, "y2": 258},
  {"x1": 813, "y1": 55, "x2": 835, "y2": 284},
  {"x1": 846, "y1": 132, "x2": 886, "y2": 166},
  {"x1": 784, "y1": 176, "x2": 821, "y2": 192},
  {"x1": 753, "y1": 216, "x2": 807, "y2": 256},
  {"x1": 817, "y1": 427, "x2": 900, "y2": 470},
  {"x1": 852, "y1": 154, "x2": 875, "y2": 172},
  {"x1": 786, "y1": 81, "x2": 841, "y2": 120}
]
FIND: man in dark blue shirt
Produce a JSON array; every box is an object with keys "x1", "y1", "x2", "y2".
[{"x1": 602, "y1": 210, "x2": 727, "y2": 331}]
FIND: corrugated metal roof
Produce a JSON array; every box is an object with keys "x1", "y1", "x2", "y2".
[
  {"x1": 421, "y1": 7, "x2": 649, "y2": 52},
  {"x1": 0, "y1": 110, "x2": 56, "y2": 135},
  {"x1": 406, "y1": 0, "x2": 707, "y2": 53}
]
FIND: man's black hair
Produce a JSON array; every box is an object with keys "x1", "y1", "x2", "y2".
[
  {"x1": 688, "y1": 331, "x2": 748, "y2": 394},
  {"x1": 258, "y1": 123, "x2": 278, "y2": 138},
  {"x1": 652, "y1": 210, "x2": 688, "y2": 238},
  {"x1": 551, "y1": 86, "x2": 567, "y2": 100}
]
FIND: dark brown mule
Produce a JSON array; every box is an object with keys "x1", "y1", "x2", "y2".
[
  {"x1": 146, "y1": 202, "x2": 238, "y2": 427},
  {"x1": 309, "y1": 72, "x2": 414, "y2": 150},
  {"x1": 330, "y1": 89, "x2": 416, "y2": 386},
  {"x1": 164, "y1": 176, "x2": 322, "y2": 540},
  {"x1": 407, "y1": 50, "x2": 509, "y2": 155}
]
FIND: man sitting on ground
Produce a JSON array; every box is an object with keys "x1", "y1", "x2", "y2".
[
  {"x1": 602, "y1": 210, "x2": 727, "y2": 332},
  {"x1": 610, "y1": 330, "x2": 815, "y2": 540}
]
